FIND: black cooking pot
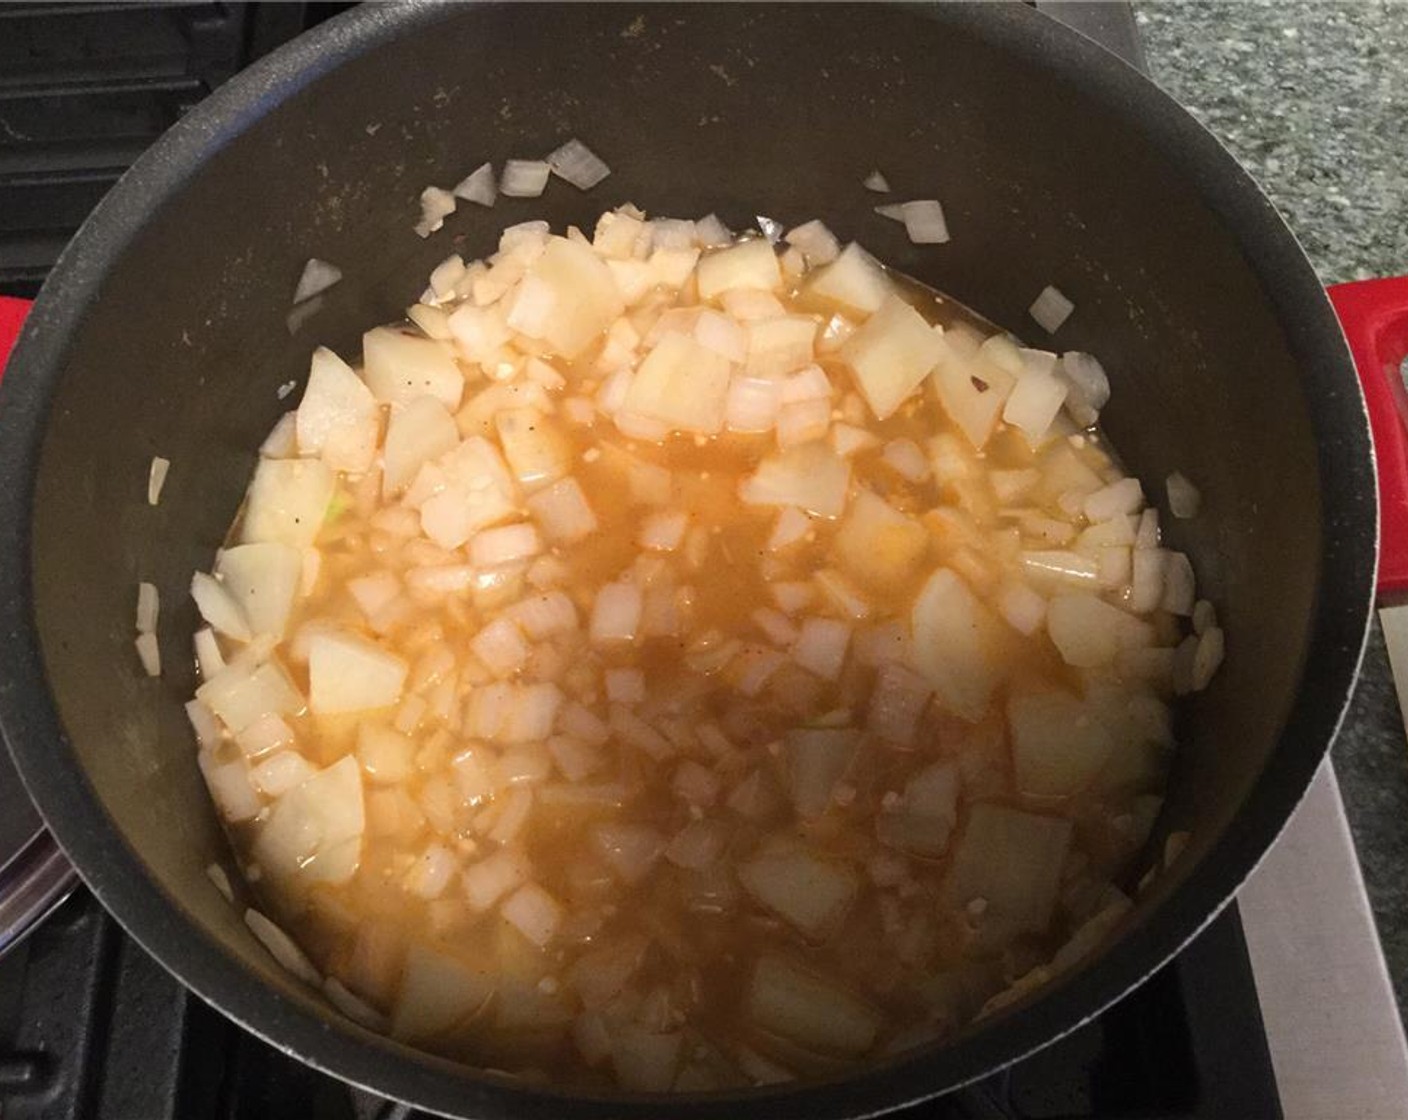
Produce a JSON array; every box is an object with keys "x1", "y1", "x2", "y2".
[{"x1": 0, "y1": 3, "x2": 1377, "y2": 1117}]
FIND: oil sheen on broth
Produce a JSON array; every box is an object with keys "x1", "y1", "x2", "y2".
[{"x1": 186, "y1": 210, "x2": 1222, "y2": 1091}]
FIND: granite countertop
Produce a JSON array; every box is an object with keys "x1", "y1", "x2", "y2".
[{"x1": 1134, "y1": 0, "x2": 1408, "y2": 1019}]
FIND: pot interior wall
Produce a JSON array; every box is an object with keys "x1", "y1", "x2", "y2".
[{"x1": 27, "y1": 0, "x2": 1322, "y2": 1093}]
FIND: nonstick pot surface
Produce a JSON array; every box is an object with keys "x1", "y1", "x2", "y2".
[{"x1": 0, "y1": 4, "x2": 1374, "y2": 1117}]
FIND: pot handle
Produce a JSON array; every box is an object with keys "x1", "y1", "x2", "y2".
[
  {"x1": 1329, "y1": 278, "x2": 1408, "y2": 597},
  {"x1": 0, "y1": 296, "x2": 30, "y2": 378}
]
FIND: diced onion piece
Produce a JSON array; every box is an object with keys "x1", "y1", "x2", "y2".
[
  {"x1": 899, "y1": 199, "x2": 949, "y2": 244},
  {"x1": 191, "y1": 572, "x2": 251, "y2": 641},
  {"x1": 726, "y1": 375, "x2": 783, "y2": 433},
  {"x1": 592, "y1": 822, "x2": 665, "y2": 884},
  {"x1": 696, "y1": 238, "x2": 782, "y2": 301},
  {"x1": 881, "y1": 439, "x2": 929, "y2": 482},
  {"x1": 784, "y1": 219, "x2": 840, "y2": 266},
  {"x1": 665, "y1": 819, "x2": 728, "y2": 869},
  {"x1": 194, "y1": 627, "x2": 225, "y2": 679},
  {"x1": 1058, "y1": 351, "x2": 1110, "y2": 425},
  {"x1": 997, "y1": 582, "x2": 1047, "y2": 635},
  {"x1": 501, "y1": 882, "x2": 563, "y2": 947},
  {"x1": 453, "y1": 161, "x2": 496, "y2": 206},
  {"x1": 309, "y1": 631, "x2": 407, "y2": 713},
  {"x1": 1193, "y1": 626, "x2": 1225, "y2": 690},
  {"x1": 197, "y1": 654, "x2": 304, "y2": 734},
  {"x1": 414, "y1": 187, "x2": 456, "y2": 238},
  {"x1": 831, "y1": 423, "x2": 880, "y2": 458},
  {"x1": 216, "y1": 542, "x2": 302, "y2": 640},
  {"x1": 638, "y1": 510, "x2": 689, "y2": 552},
  {"x1": 134, "y1": 632, "x2": 161, "y2": 677},
  {"x1": 136, "y1": 581, "x2": 159, "y2": 634},
  {"x1": 768, "y1": 506, "x2": 812, "y2": 552},
  {"x1": 1166, "y1": 471, "x2": 1201, "y2": 519},
  {"x1": 1161, "y1": 551, "x2": 1196, "y2": 616},
  {"x1": 527, "y1": 476, "x2": 598, "y2": 544},
  {"x1": 469, "y1": 522, "x2": 542, "y2": 569},
  {"x1": 1084, "y1": 478, "x2": 1143, "y2": 522},
  {"x1": 500, "y1": 159, "x2": 551, "y2": 197},
  {"x1": 147, "y1": 456, "x2": 170, "y2": 506},
  {"x1": 792, "y1": 618, "x2": 851, "y2": 681},
  {"x1": 470, "y1": 617, "x2": 531, "y2": 678},
  {"x1": 910, "y1": 568, "x2": 1004, "y2": 721},
  {"x1": 785, "y1": 728, "x2": 860, "y2": 818},
  {"x1": 695, "y1": 212, "x2": 732, "y2": 247},
  {"x1": 867, "y1": 662, "x2": 932, "y2": 744},
  {"x1": 185, "y1": 699, "x2": 222, "y2": 750},
  {"x1": 251, "y1": 750, "x2": 315, "y2": 796},
  {"x1": 390, "y1": 943, "x2": 495, "y2": 1043},
  {"x1": 1193, "y1": 598, "x2": 1217, "y2": 635},
  {"x1": 695, "y1": 309, "x2": 748, "y2": 362},
  {"x1": 739, "y1": 845, "x2": 858, "y2": 940},
  {"x1": 246, "y1": 908, "x2": 321, "y2": 985},
  {"x1": 292, "y1": 258, "x2": 342, "y2": 305},
  {"x1": 324, "y1": 976, "x2": 388, "y2": 1031},
  {"x1": 776, "y1": 399, "x2": 830, "y2": 449},
  {"x1": 651, "y1": 218, "x2": 696, "y2": 249},
  {"x1": 1029, "y1": 285, "x2": 1075, "y2": 333},
  {"x1": 590, "y1": 581, "x2": 643, "y2": 645},
  {"x1": 741, "y1": 442, "x2": 851, "y2": 519},
  {"x1": 813, "y1": 568, "x2": 871, "y2": 621},
  {"x1": 1002, "y1": 349, "x2": 1068, "y2": 446},
  {"x1": 1009, "y1": 691, "x2": 1115, "y2": 797},
  {"x1": 805, "y1": 242, "x2": 891, "y2": 315},
  {"x1": 463, "y1": 847, "x2": 532, "y2": 912},
  {"x1": 1047, "y1": 593, "x2": 1152, "y2": 668},
  {"x1": 864, "y1": 170, "x2": 891, "y2": 192}
]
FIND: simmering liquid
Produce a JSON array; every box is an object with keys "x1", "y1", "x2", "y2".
[{"x1": 187, "y1": 211, "x2": 1218, "y2": 1090}]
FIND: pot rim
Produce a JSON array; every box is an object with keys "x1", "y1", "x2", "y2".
[{"x1": 0, "y1": 3, "x2": 1376, "y2": 1117}]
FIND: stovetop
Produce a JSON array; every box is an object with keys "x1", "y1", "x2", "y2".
[{"x1": 0, "y1": 889, "x2": 1278, "y2": 1120}]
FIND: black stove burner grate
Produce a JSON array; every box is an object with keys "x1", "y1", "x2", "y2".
[{"x1": 0, "y1": 891, "x2": 1280, "y2": 1120}]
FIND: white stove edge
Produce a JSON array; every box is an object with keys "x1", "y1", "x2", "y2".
[{"x1": 1238, "y1": 760, "x2": 1408, "y2": 1119}]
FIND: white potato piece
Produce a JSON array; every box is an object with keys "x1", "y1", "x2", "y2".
[
  {"x1": 383, "y1": 397, "x2": 458, "y2": 496},
  {"x1": 252, "y1": 755, "x2": 365, "y2": 885},
  {"x1": 804, "y1": 242, "x2": 891, "y2": 315},
  {"x1": 514, "y1": 236, "x2": 625, "y2": 359},
  {"x1": 215, "y1": 543, "x2": 302, "y2": 640},
  {"x1": 309, "y1": 631, "x2": 408, "y2": 713},
  {"x1": 696, "y1": 238, "x2": 782, "y2": 300},
  {"x1": 362, "y1": 327, "x2": 465, "y2": 410},
  {"x1": 746, "y1": 955, "x2": 882, "y2": 1056},
  {"x1": 949, "y1": 804, "x2": 1071, "y2": 933},
  {"x1": 740, "y1": 442, "x2": 852, "y2": 519},
  {"x1": 1046, "y1": 593, "x2": 1153, "y2": 668},
  {"x1": 240, "y1": 458, "x2": 335, "y2": 549},
  {"x1": 910, "y1": 568, "x2": 1005, "y2": 721},
  {"x1": 739, "y1": 843, "x2": 858, "y2": 940},
  {"x1": 931, "y1": 348, "x2": 1016, "y2": 451},
  {"x1": 623, "y1": 333, "x2": 731, "y2": 435},
  {"x1": 296, "y1": 347, "x2": 379, "y2": 473},
  {"x1": 1008, "y1": 691, "x2": 1116, "y2": 797},
  {"x1": 833, "y1": 490, "x2": 928, "y2": 593},
  {"x1": 391, "y1": 943, "x2": 495, "y2": 1043},
  {"x1": 841, "y1": 297, "x2": 944, "y2": 420}
]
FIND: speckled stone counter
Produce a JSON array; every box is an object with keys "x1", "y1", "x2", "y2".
[{"x1": 1133, "y1": 0, "x2": 1408, "y2": 1020}]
